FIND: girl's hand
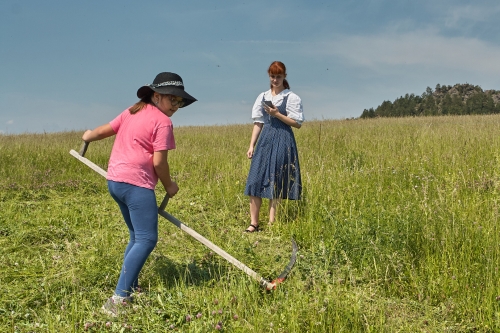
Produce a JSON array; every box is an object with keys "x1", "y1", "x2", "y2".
[
  {"x1": 82, "y1": 130, "x2": 93, "y2": 142},
  {"x1": 165, "y1": 181, "x2": 179, "y2": 197},
  {"x1": 247, "y1": 147, "x2": 254, "y2": 159}
]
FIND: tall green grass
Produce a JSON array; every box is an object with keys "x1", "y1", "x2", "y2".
[{"x1": 1, "y1": 115, "x2": 500, "y2": 332}]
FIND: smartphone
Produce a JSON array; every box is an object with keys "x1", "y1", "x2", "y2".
[{"x1": 262, "y1": 100, "x2": 274, "y2": 108}]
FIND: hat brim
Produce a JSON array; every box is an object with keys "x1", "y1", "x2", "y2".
[{"x1": 137, "y1": 86, "x2": 197, "y2": 108}]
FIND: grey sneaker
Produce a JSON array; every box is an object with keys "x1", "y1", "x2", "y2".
[{"x1": 101, "y1": 295, "x2": 131, "y2": 317}]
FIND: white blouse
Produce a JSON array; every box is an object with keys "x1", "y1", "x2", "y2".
[{"x1": 251, "y1": 89, "x2": 304, "y2": 125}]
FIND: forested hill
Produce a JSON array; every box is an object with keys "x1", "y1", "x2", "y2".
[{"x1": 360, "y1": 84, "x2": 500, "y2": 118}]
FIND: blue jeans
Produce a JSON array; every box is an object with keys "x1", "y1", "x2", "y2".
[{"x1": 107, "y1": 181, "x2": 158, "y2": 297}]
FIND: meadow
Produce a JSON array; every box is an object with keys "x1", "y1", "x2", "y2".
[{"x1": 1, "y1": 115, "x2": 500, "y2": 332}]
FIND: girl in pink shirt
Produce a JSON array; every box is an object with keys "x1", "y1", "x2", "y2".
[{"x1": 82, "y1": 72, "x2": 197, "y2": 317}]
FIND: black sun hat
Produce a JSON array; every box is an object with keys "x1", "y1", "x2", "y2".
[{"x1": 137, "y1": 72, "x2": 197, "y2": 108}]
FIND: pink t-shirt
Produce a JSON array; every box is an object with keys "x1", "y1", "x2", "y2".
[{"x1": 107, "y1": 104, "x2": 176, "y2": 190}]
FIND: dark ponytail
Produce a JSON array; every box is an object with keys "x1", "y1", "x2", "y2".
[{"x1": 128, "y1": 92, "x2": 153, "y2": 114}]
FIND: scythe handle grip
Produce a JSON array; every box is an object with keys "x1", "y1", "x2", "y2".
[
  {"x1": 159, "y1": 194, "x2": 170, "y2": 212},
  {"x1": 79, "y1": 141, "x2": 89, "y2": 157}
]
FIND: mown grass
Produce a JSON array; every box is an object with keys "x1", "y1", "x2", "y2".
[{"x1": 1, "y1": 115, "x2": 500, "y2": 332}]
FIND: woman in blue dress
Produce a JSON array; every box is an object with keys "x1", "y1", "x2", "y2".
[{"x1": 244, "y1": 61, "x2": 304, "y2": 232}]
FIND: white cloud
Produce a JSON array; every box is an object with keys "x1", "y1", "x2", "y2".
[
  {"x1": 311, "y1": 29, "x2": 500, "y2": 75},
  {"x1": 6, "y1": 120, "x2": 14, "y2": 125},
  {"x1": 443, "y1": 4, "x2": 500, "y2": 28}
]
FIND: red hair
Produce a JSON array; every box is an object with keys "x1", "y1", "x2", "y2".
[{"x1": 268, "y1": 61, "x2": 290, "y2": 89}]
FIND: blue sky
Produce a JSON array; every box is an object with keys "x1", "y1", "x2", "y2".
[{"x1": 1, "y1": 0, "x2": 500, "y2": 134}]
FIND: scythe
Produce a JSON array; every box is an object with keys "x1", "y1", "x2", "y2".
[{"x1": 69, "y1": 142, "x2": 297, "y2": 290}]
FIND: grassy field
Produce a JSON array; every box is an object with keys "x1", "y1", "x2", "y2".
[{"x1": 1, "y1": 115, "x2": 500, "y2": 332}]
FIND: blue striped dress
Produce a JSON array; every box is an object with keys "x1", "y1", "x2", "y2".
[{"x1": 244, "y1": 95, "x2": 302, "y2": 200}]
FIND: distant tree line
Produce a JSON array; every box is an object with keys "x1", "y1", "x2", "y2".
[{"x1": 360, "y1": 84, "x2": 500, "y2": 118}]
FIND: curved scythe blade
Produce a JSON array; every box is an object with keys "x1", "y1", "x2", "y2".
[{"x1": 268, "y1": 238, "x2": 298, "y2": 289}]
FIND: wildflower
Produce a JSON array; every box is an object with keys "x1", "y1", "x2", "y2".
[
  {"x1": 105, "y1": 321, "x2": 111, "y2": 328},
  {"x1": 215, "y1": 324, "x2": 222, "y2": 330},
  {"x1": 196, "y1": 312, "x2": 202, "y2": 319},
  {"x1": 218, "y1": 309, "x2": 223, "y2": 314},
  {"x1": 233, "y1": 314, "x2": 239, "y2": 320},
  {"x1": 186, "y1": 314, "x2": 192, "y2": 322},
  {"x1": 213, "y1": 299, "x2": 219, "y2": 305}
]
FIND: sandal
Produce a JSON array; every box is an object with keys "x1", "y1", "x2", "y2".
[{"x1": 244, "y1": 224, "x2": 260, "y2": 233}]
